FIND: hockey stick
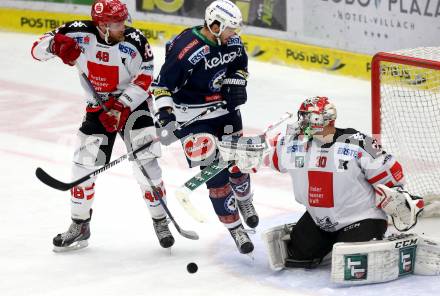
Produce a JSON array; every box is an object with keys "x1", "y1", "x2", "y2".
[
  {"x1": 175, "y1": 112, "x2": 295, "y2": 222},
  {"x1": 36, "y1": 68, "x2": 224, "y2": 240},
  {"x1": 35, "y1": 98, "x2": 226, "y2": 191}
]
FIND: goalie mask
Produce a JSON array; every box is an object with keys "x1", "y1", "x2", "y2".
[{"x1": 297, "y1": 96, "x2": 337, "y2": 137}]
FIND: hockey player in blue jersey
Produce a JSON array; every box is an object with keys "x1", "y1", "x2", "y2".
[{"x1": 151, "y1": 0, "x2": 257, "y2": 254}]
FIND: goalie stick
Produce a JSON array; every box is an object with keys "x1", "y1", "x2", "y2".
[{"x1": 175, "y1": 112, "x2": 295, "y2": 222}]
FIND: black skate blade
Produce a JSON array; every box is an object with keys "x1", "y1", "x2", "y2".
[{"x1": 53, "y1": 240, "x2": 88, "y2": 253}]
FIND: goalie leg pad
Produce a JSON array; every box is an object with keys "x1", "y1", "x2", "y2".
[
  {"x1": 261, "y1": 223, "x2": 295, "y2": 270},
  {"x1": 331, "y1": 233, "x2": 440, "y2": 285},
  {"x1": 209, "y1": 184, "x2": 240, "y2": 228}
]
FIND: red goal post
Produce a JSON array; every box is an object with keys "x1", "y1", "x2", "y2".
[{"x1": 371, "y1": 48, "x2": 440, "y2": 216}]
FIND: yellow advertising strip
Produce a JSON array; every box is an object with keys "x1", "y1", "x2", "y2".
[{"x1": 0, "y1": 7, "x2": 372, "y2": 80}]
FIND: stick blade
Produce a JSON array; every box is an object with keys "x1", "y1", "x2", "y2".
[
  {"x1": 175, "y1": 187, "x2": 206, "y2": 223},
  {"x1": 179, "y1": 229, "x2": 199, "y2": 240},
  {"x1": 35, "y1": 167, "x2": 72, "y2": 191}
]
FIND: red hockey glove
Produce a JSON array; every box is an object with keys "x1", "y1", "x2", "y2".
[
  {"x1": 50, "y1": 33, "x2": 81, "y2": 66},
  {"x1": 98, "y1": 97, "x2": 131, "y2": 133}
]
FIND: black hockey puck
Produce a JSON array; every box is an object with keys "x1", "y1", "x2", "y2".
[{"x1": 187, "y1": 262, "x2": 198, "y2": 274}]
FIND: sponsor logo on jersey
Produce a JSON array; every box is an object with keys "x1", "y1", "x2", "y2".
[
  {"x1": 119, "y1": 43, "x2": 137, "y2": 58},
  {"x1": 315, "y1": 215, "x2": 338, "y2": 230},
  {"x1": 204, "y1": 49, "x2": 243, "y2": 70},
  {"x1": 350, "y1": 132, "x2": 366, "y2": 141},
  {"x1": 227, "y1": 36, "x2": 241, "y2": 46},
  {"x1": 68, "y1": 21, "x2": 87, "y2": 28},
  {"x1": 338, "y1": 159, "x2": 349, "y2": 170},
  {"x1": 127, "y1": 32, "x2": 142, "y2": 46},
  {"x1": 344, "y1": 254, "x2": 368, "y2": 281},
  {"x1": 288, "y1": 144, "x2": 307, "y2": 153},
  {"x1": 337, "y1": 147, "x2": 362, "y2": 159},
  {"x1": 295, "y1": 156, "x2": 304, "y2": 168},
  {"x1": 188, "y1": 45, "x2": 210, "y2": 65},
  {"x1": 209, "y1": 69, "x2": 227, "y2": 92},
  {"x1": 73, "y1": 36, "x2": 90, "y2": 45},
  {"x1": 178, "y1": 39, "x2": 199, "y2": 60},
  {"x1": 141, "y1": 64, "x2": 154, "y2": 71},
  {"x1": 390, "y1": 162, "x2": 404, "y2": 182},
  {"x1": 205, "y1": 94, "x2": 222, "y2": 102}
]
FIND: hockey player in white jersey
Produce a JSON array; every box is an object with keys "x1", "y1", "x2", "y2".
[
  {"x1": 219, "y1": 96, "x2": 427, "y2": 271},
  {"x1": 31, "y1": 0, "x2": 174, "y2": 251}
]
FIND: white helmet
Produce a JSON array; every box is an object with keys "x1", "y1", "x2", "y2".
[{"x1": 205, "y1": 0, "x2": 243, "y2": 42}]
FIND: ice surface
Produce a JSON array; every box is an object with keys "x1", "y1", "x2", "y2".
[{"x1": 0, "y1": 32, "x2": 438, "y2": 296}]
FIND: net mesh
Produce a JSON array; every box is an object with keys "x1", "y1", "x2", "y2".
[{"x1": 378, "y1": 47, "x2": 440, "y2": 206}]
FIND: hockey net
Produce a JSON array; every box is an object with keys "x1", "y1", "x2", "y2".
[{"x1": 372, "y1": 48, "x2": 440, "y2": 217}]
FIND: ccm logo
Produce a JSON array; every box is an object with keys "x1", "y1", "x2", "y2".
[{"x1": 395, "y1": 239, "x2": 418, "y2": 248}]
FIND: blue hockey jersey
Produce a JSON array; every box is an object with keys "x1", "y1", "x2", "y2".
[{"x1": 152, "y1": 26, "x2": 248, "y2": 122}]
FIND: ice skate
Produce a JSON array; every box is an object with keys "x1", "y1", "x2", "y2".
[
  {"x1": 53, "y1": 216, "x2": 91, "y2": 252},
  {"x1": 153, "y1": 217, "x2": 175, "y2": 248},
  {"x1": 237, "y1": 194, "x2": 259, "y2": 228},
  {"x1": 228, "y1": 224, "x2": 254, "y2": 254}
]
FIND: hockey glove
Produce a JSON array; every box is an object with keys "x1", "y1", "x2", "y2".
[
  {"x1": 375, "y1": 184, "x2": 424, "y2": 231},
  {"x1": 155, "y1": 108, "x2": 179, "y2": 145},
  {"x1": 50, "y1": 33, "x2": 81, "y2": 66},
  {"x1": 221, "y1": 70, "x2": 248, "y2": 112},
  {"x1": 98, "y1": 97, "x2": 131, "y2": 133}
]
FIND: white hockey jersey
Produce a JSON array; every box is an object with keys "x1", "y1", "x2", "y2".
[
  {"x1": 269, "y1": 128, "x2": 405, "y2": 231},
  {"x1": 31, "y1": 20, "x2": 154, "y2": 112}
]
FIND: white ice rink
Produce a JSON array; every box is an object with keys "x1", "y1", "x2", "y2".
[{"x1": 0, "y1": 31, "x2": 439, "y2": 296}]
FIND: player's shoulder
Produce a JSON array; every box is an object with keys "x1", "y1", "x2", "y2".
[
  {"x1": 56, "y1": 20, "x2": 96, "y2": 35},
  {"x1": 124, "y1": 27, "x2": 148, "y2": 49},
  {"x1": 335, "y1": 127, "x2": 384, "y2": 157},
  {"x1": 166, "y1": 27, "x2": 208, "y2": 62}
]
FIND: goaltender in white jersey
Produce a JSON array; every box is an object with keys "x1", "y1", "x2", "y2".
[{"x1": 219, "y1": 96, "x2": 439, "y2": 284}]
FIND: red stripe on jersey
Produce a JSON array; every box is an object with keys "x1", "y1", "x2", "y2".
[
  {"x1": 133, "y1": 74, "x2": 152, "y2": 91},
  {"x1": 31, "y1": 41, "x2": 42, "y2": 61},
  {"x1": 271, "y1": 134, "x2": 281, "y2": 172},
  {"x1": 390, "y1": 162, "x2": 404, "y2": 182},
  {"x1": 368, "y1": 171, "x2": 388, "y2": 184},
  {"x1": 385, "y1": 181, "x2": 394, "y2": 188}
]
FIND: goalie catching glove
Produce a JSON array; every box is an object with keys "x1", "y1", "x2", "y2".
[
  {"x1": 217, "y1": 135, "x2": 269, "y2": 173},
  {"x1": 375, "y1": 184, "x2": 424, "y2": 231}
]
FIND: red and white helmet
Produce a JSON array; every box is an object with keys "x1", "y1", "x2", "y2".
[
  {"x1": 205, "y1": 0, "x2": 243, "y2": 39},
  {"x1": 297, "y1": 96, "x2": 337, "y2": 135},
  {"x1": 91, "y1": 0, "x2": 129, "y2": 25}
]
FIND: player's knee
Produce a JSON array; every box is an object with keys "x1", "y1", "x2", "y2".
[
  {"x1": 230, "y1": 173, "x2": 251, "y2": 199},
  {"x1": 131, "y1": 158, "x2": 163, "y2": 187},
  {"x1": 128, "y1": 127, "x2": 161, "y2": 160},
  {"x1": 73, "y1": 131, "x2": 109, "y2": 168}
]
